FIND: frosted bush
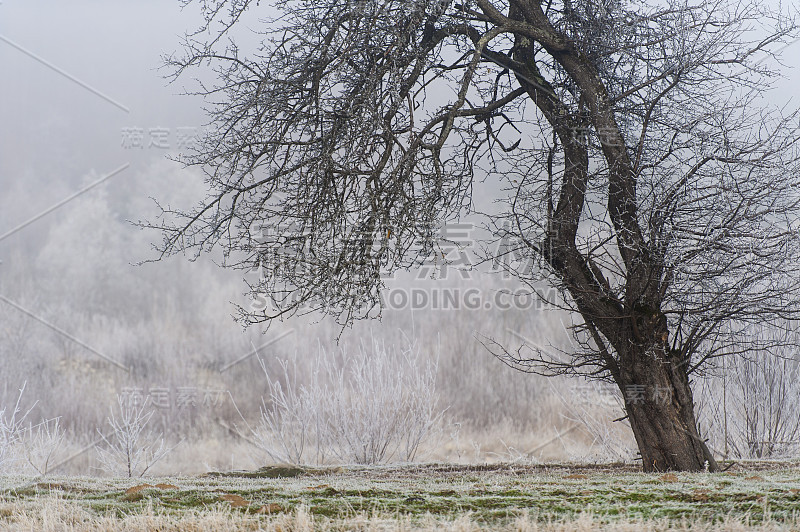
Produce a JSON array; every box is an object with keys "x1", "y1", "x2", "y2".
[
  {"x1": 0, "y1": 383, "x2": 31, "y2": 473},
  {"x1": 250, "y1": 336, "x2": 445, "y2": 465},
  {"x1": 96, "y1": 395, "x2": 175, "y2": 477},
  {"x1": 697, "y1": 350, "x2": 800, "y2": 459},
  {"x1": 20, "y1": 417, "x2": 66, "y2": 476}
]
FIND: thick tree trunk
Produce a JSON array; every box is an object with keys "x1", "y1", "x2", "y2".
[{"x1": 616, "y1": 343, "x2": 718, "y2": 472}]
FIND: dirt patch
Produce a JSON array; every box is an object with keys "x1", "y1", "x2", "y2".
[
  {"x1": 220, "y1": 494, "x2": 251, "y2": 507},
  {"x1": 124, "y1": 484, "x2": 154, "y2": 495},
  {"x1": 208, "y1": 465, "x2": 344, "y2": 478}
]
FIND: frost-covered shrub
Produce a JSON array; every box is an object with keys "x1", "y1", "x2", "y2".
[
  {"x1": 697, "y1": 350, "x2": 800, "y2": 459},
  {"x1": 20, "y1": 417, "x2": 66, "y2": 476},
  {"x1": 0, "y1": 383, "x2": 68, "y2": 475},
  {"x1": 0, "y1": 383, "x2": 38, "y2": 473},
  {"x1": 250, "y1": 337, "x2": 445, "y2": 465},
  {"x1": 95, "y1": 395, "x2": 175, "y2": 477},
  {"x1": 0, "y1": 387, "x2": 26, "y2": 473}
]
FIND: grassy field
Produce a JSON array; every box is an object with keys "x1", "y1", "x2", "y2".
[{"x1": 2, "y1": 462, "x2": 800, "y2": 530}]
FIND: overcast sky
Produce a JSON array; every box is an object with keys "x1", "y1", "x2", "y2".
[
  {"x1": 1, "y1": 0, "x2": 799, "y2": 260},
  {"x1": 1, "y1": 1, "x2": 202, "y2": 180}
]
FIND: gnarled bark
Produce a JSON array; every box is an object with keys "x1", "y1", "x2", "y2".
[{"x1": 616, "y1": 341, "x2": 718, "y2": 472}]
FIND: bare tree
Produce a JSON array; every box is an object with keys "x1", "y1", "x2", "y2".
[
  {"x1": 149, "y1": 0, "x2": 800, "y2": 471},
  {"x1": 96, "y1": 396, "x2": 174, "y2": 478}
]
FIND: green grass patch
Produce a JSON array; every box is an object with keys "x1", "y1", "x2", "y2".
[{"x1": 2, "y1": 462, "x2": 800, "y2": 528}]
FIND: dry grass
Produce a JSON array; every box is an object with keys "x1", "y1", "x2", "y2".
[
  {"x1": 1, "y1": 497, "x2": 800, "y2": 531},
  {"x1": 3, "y1": 462, "x2": 800, "y2": 531}
]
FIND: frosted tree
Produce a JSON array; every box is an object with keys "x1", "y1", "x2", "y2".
[{"x1": 149, "y1": 0, "x2": 800, "y2": 471}]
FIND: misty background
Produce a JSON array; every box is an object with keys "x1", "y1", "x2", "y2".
[{"x1": 2, "y1": 1, "x2": 800, "y2": 474}]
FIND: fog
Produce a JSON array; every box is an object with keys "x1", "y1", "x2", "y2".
[{"x1": 1, "y1": 1, "x2": 799, "y2": 475}]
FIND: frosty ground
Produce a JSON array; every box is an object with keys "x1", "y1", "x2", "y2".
[{"x1": 2, "y1": 462, "x2": 800, "y2": 531}]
